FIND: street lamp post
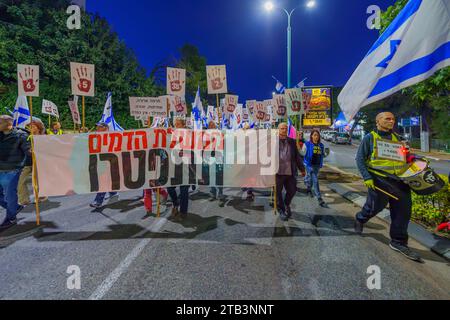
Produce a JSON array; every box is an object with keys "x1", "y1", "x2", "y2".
[{"x1": 264, "y1": 1, "x2": 316, "y2": 89}]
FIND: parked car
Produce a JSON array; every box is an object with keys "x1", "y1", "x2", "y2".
[
  {"x1": 332, "y1": 132, "x2": 352, "y2": 145},
  {"x1": 326, "y1": 131, "x2": 338, "y2": 142}
]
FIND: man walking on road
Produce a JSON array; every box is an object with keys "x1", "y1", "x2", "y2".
[
  {"x1": 0, "y1": 115, "x2": 30, "y2": 229},
  {"x1": 277, "y1": 123, "x2": 305, "y2": 221},
  {"x1": 355, "y1": 112, "x2": 422, "y2": 262}
]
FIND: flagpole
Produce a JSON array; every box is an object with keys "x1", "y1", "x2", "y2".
[{"x1": 28, "y1": 96, "x2": 41, "y2": 226}]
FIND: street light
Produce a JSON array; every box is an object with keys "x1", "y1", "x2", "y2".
[{"x1": 263, "y1": 1, "x2": 316, "y2": 88}]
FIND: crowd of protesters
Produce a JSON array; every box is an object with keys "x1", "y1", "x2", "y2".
[{"x1": 0, "y1": 115, "x2": 331, "y2": 227}]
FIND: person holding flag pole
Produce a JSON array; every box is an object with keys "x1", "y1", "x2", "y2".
[{"x1": 338, "y1": 0, "x2": 450, "y2": 262}]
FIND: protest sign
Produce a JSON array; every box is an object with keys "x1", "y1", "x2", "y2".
[
  {"x1": 129, "y1": 97, "x2": 168, "y2": 119},
  {"x1": 70, "y1": 62, "x2": 95, "y2": 96},
  {"x1": 206, "y1": 65, "x2": 228, "y2": 94},
  {"x1": 273, "y1": 94, "x2": 288, "y2": 120},
  {"x1": 41, "y1": 99, "x2": 59, "y2": 118},
  {"x1": 285, "y1": 88, "x2": 303, "y2": 116},
  {"x1": 166, "y1": 67, "x2": 186, "y2": 97},
  {"x1": 376, "y1": 140, "x2": 407, "y2": 162},
  {"x1": 224, "y1": 94, "x2": 238, "y2": 116},
  {"x1": 17, "y1": 64, "x2": 39, "y2": 97},
  {"x1": 68, "y1": 96, "x2": 81, "y2": 125}
]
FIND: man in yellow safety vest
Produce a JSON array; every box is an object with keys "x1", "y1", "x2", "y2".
[{"x1": 354, "y1": 111, "x2": 422, "y2": 262}]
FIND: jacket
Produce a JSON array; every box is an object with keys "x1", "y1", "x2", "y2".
[
  {"x1": 303, "y1": 141, "x2": 325, "y2": 168},
  {"x1": 278, "y1": 137, "x2": 305, "y2": 176},
  {"x1": 0, "y1": 128, "x2": 31, "y2": 171}
]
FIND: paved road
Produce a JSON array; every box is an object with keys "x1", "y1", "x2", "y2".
[
  {"x1": 1, "y1": 180, "x2": 449, "y2": 300},
  {"x1": 324, "y1": 141, "x2": 450, "y2": 176}
]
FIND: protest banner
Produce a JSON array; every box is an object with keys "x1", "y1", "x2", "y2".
[
  {"x1": 70, "y1": 62, "x2": 95, "y2": 97},
  {"x1": 166, "y1": 67, "x2": 186, "y2": 97},
  {"x1": 68, "y1": 96, "x2": 81, "y2": 125},
  {"x1": 17, "y1": 64, "x2": 39, "y2": 97},
  {"x1": 41, "y1": 99, "x2": 60, "y2": 118},
  {"x1": 33, "y1": 128, "x2": 278, "y2": 196},
  {"x1": 129, "y1": 97, "x2": 168, "y2": 119},
  {"x1": 206, "y1": 65, "x2": 228, "y2": 94}
]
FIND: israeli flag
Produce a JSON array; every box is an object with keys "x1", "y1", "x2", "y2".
[
  {"x1": 339, "y1": 0, "x2": 450, "y2": 121},
  {"x1": 294, "y1": 78, "x2": 307, "y2": 88},
  {"x1": 99, "y1": 92, "x2": 124, "y2": 132},
  {"x1": 273, "y1": 76, "x2": 285, "y2": 94},
  {"x1": 192, "y1": 86, "x2": 205, "y2": 130},
  {"x1": 12, "y1": 96, "x2": 31, "y2": 128}
]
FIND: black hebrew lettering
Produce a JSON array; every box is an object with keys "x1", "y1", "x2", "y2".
[
  {"x1": 99, "y1": 153, "x2": 121, "y2": 191},
  {"x1": 89, "y1": 154, "x2": 99, "y2": 193},
  {"x1": 122, "y1": 151, "x2": 146, "y2": 190}
]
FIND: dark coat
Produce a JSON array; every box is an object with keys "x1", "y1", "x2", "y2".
[
  {"x1": 0, "y1": 128, "x2": 31, "y2": 171},
  {"x1": 279, "y1": 137, "x2": 305, "y2": 176}
]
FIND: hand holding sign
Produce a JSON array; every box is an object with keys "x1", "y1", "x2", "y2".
[{"x1": 17, "y1": 64, "x2": 39, "y2": 97}]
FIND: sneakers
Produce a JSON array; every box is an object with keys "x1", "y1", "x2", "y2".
[
  {"x1": 0, "y1": 218, "x2": 17, "y2": 230},
  {"x1": 318, "y1": 198, "x2": 328, "y2": 208},
  {"x1": 246, "y1": 193, "x2": 255, "y2": 201},
  {"x1": 89, "y1": 202, "x2": 103, "y2": 209},
  {"x1": 389, "y1": 242, "x2": 423, "y2": 262},
  {"x1": 354, "y1": 219, "x2": 364, "y2": 235},
  {"x1": 279, "y1": 212, "x2": 289, "y2": 222}
]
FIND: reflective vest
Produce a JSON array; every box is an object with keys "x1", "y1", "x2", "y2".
[
  {"x1": 47, "y1": 129, "x2": 63, "y2": 135},
  {"x1": 367, "y1": 131, "x2": 410, "y2": 178}
]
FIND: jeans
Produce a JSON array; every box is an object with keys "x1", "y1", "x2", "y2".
[
  {"x1": 305, "y1": 165, "x2": 322, "y2": 199},
  {"x1": 210, "y1": 187, "x2": 223, "y2": 198},
  {"x1": 0, "y1": 169, "x2": 22, "y2": 221},
  {"x1": 93, "y1": 192, "x2": 118, "y2": 205},
  {"x1": 357, "y1": 176, "x2": 412, "y2": 246},
  {"x1": 167, "y1": 186, "x2": 189, "y2": 214}
]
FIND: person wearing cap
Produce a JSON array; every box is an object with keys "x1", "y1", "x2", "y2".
[
  {"x1": 89, "y1": 122, "x2": 119, "y2": 208},
  {"x1": 0, "y1": 115, "x2": 30, "y2": 229}
]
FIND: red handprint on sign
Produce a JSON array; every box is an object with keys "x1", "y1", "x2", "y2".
[
  {"x1": 287, "y1": 90, "x2": 302, "y2": 112},
  {"x1": 226, "y1": 96, "x2": 237, "y2": 113},
  {"x1": 74, "y1": 66, "x2": 93, "y2": 93},
  {"x1": 19, "y1": 67, "x2": 38, "y2": 93},
  {"x1": 174, "y1": 96, "x2": 186, "y2": 113},
  {"x1": 275, "y1": 96, "x2": 287, "y2": 116},
  {"x1": 168, "y1": 69, "x2": 185, "y2": 93},
  {"x1": 208, "y1": 67, "x2": 226, "y2": 91}
]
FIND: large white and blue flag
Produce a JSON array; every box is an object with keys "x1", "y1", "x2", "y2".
[
  {"x1": 192, "y1": 85, "x2": 205, "y2": 130},
  {"x1": 339, "y1": 0, "x2": 450, "y2": 121},
  {"x1": 99, "y1": 92, "x2": 124, "y2": 132},
  {"x1": 12, "y1": 96, "x2": 31, "y2": 128}
]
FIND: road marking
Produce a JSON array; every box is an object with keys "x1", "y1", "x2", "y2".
[{"x1": 88, "y1": 217, "x2": 167, "y2": 300}]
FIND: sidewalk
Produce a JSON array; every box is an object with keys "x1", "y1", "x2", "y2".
[{"x1": 321, "y1": 165, "x2": 450, "y2": 261}]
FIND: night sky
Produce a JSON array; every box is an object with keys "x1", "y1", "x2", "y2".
[{"x1": 87, "y1": 0, "x2": 397, "y2": 101}]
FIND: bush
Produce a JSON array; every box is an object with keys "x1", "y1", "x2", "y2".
[{"x1": 411, "y1": 175, "x2": 450, "y2": 227}]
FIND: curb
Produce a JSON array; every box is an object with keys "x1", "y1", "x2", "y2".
[{"x1": 328, "y1": 182, "x2": 450, "y2": 261}]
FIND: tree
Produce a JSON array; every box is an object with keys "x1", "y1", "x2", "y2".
[
  {"x1": 0, "y1": 0, "x2": 160, "y2": 129},
  {"x1": 379, "y1": 0, "x2": 450, "y2": 140}
]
